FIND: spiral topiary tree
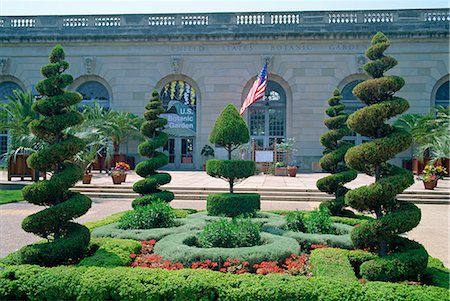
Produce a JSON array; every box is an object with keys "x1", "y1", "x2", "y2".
[
  {"x1": 132, "y1": 90, "x2": 174, "y2": 208},
  {"x1": 344, "y1": 32, "x2": 428, "y2": 281},
  {"x1": 317, "y1": 89, "x2": 357, "y2": 216},
  {"x1": 206, "y1": 104, "x2": 259, "y2": 217},
  {"x1": 19, "y1": 45, "x2": 92, "y2": 266}
]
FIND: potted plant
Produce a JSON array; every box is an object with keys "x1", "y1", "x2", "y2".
[
  {"x1": 277, "y1": 138, "x2": 298, "y2": 177},
  {"x1": 417, "y1": 164, "x2": 447, "y2": 190},
  {"x1": 200, "y1": 144, "x2": 215, "y2": 171},
  {"x1": 274, "y1": 161, "x2": 288, "y2": 176},
  {"x1": 115, "y1": 161, "x2": 130, "y2": 182},
  {"x1": 111, "y1": 168, "x2": 126, "y2": 184}
]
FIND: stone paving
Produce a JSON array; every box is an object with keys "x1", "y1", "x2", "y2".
[{"x1": 0, "y1": 170, "x2": 449, "y2": 266}]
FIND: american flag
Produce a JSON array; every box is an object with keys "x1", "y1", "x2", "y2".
[{"x1": 240, "y1": 63, "x2": 267, "y2": 115}]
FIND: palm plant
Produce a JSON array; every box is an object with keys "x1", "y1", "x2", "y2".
[
  {"x1": 105, "y1": 110, "x2": 144, "y2": 154},
  {"x1": 0, "y1": 90, "x2": 43, "y2": 162},
  {"x1": 394, "y1": 106, "x2": 450, "y2": 163}
]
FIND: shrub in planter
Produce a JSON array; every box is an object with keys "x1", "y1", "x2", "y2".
[
  {"x1": 316, "y1": 89, "x2": 357, "y2": 215},
  {"x1": 344, "y1": 32, "x2": 426, "y2": 281},
  {"x1": 206, "y1": 193, "x2": 260, "y2": 217},
  {"x1": 198, "y1": 218, "x2": 261, "y2": 248},
  {"x1": 132, "y1": 90, "x2": 173, "y2": 208},
  {"x1": 118, "y1": 200, "x2": 176, "y2": 230},
  {"x1": 207, "y1": 104, "x2": 259, "y2": 216},
  {"x1": 18, "y1": 45, "x2": 92, "y2": 266}
]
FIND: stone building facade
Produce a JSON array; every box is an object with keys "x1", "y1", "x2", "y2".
[{"x1": 0, "y1": 9, "x2": 449, "y2": 170}]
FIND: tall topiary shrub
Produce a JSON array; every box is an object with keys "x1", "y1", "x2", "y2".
[
  {"x1": 207, "y1": 104, "x2": 259, "y2": 216},
  {"x1": 344, "y1": 32, "x2": 428, "y2": 281},
  {"x1": 19, "y1": 45, "x2": 92, "y2": 266},
  {"x1": 132, "y1": 90, "x2": 174, "y2": 208},
  {"x1": 316, "y1": 89, "x2": 357, "y2": 216}
]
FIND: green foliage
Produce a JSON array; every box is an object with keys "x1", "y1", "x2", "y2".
[
  {"x1": 303, "y1": 208, "x2": 333, "y2": 234},
  {"x1": 1, "y1": 265, "x2": 448, "y2": 301},
  {"x1": 206, "y1": 160, "x2": 256, "y2": 193},
  {"x1": 132, "y1": 89, "x2": 173, "y2": 209},
  {"x1": 18, "y1": 45, "x2": 92, "y2": 266},
  {"x1": 285, "y1": 211, "x2": 306, "y2": 232},
  {"x1": 198, "y1": 218, "x2": 261, "y2": 248},
  {"x1": 84, "y1": 211, "x2": 129, "y2": 231},
  {"x1": 77, "y1": 238, "x2": 141, "y2": 267},
  {"x1": 285, "y1": 208, "x2": 333, "y2": 234},
  {"x1": 209, "y1": 104, "x2": 250, "y2": 156},
  {"x1": 118, "y1": 200, "x2": 176, "y2": 230},
  {"x1": 344, "y1": 32, "x2": 426, "y2": 281},
  {"x1": 155, "y1": 231, "x2": 299, "y2": 267},
  {"x1": 317, "y1": 89, "x2": 357, "y2": 215},
  {"x1": 92, "y1": 212, "x2": 208, "y2": 241},
  {"x1": 0, "y1": 190, "x2": 23, "y2": 204},
  {"x1": 423, "y1": 257, "x2": 450, "y2": 289},
  {"x1": 207, "y1": 193, "x2": 260, "y2": 217},
  {"x1": 310, "y1": 248, "x2": 357, "y2": 281}
]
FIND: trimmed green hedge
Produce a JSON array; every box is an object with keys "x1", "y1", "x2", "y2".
[
  {"x1": 154, "y1": 231, "x2": 300, "y2": 266},
  {"x1": 207, "y1": 193, "x2": 260, "y2": 217},
  {"x1": 77, "y1": 238, "x2": 141, "y2": 268},
  {"x1": 310, "y1": 248, "x2": 357, "y2": 281},
  {"x1": 1, "y1": 265, "x2": 448, "y2": 301}
]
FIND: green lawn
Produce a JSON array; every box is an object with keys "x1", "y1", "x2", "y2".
[{"x1": 0, "y1": 190, "x2": 23, "y2": 204}]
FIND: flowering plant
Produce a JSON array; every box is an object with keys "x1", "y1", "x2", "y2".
[
  {"x1": 115, "y1": 161, "x2": 130, "y2": 172},
  {"x1": 417, "y1": 164, "x2": 447, "y2": 182},
  {"x1": 111, "y1": 169, "x2": 125, "y2": 177}
]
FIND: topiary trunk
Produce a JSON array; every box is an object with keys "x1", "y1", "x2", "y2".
[
  {"x1": 20, "y1": 45, "x2": 92, "y2": 266},
  {"x1": 132, "y1": 90, "x2": 174, "y2": 208},
  {"x1": 344, "y1": 32, "x2": 428, "y2": 281},
  {"x1": 316, "y1": 89, "x2": 357, "y2": 216}
]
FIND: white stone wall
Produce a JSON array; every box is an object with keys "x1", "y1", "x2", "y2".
[{"x1": 1, "y1": 36, "x2": 448, "y2": 170}]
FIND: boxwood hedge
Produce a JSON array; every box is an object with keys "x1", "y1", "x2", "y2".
[{"x1": 0, "y1": 265, "x2": 447, "y2": 301}]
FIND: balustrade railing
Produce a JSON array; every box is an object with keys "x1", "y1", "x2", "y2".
[{"x1": 0, "y1": 9, "x2": 447, "y2": 32}]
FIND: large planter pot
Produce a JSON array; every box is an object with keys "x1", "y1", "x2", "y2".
[
  {"x1": 112, "y1": 174, "x2": 125, "y2": 184},
  {"x1": 274, "y1": 167, "x2": 288, "y2": 176},
  {"x1": 82, "y1": 174, "x2": 93, "y2": 184},
  {"x1": 7, "y1": 154, "x2": 39, "y2": 181},
  {"x1": 122, "y1": 173, "x2": 127, "y2": 183},
  {"x1": 287, "y1": 166, "x2": 298, "y2": 177},
  {"x1": 423, "y1": 179, "x2": 438, "y2": 190}
]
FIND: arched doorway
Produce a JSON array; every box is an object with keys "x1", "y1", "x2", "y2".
[
  {"x1": 160, "y1": 80, "x2": 197, "y2": 169},
  {"x1": 76, "y1": 80, "x2": 110, "y2": 109},
  {"x1": 247, "y1": 80, "x2": 286, "y2": 148}
]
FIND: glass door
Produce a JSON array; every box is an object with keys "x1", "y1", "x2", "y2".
[{"x1": 163, "y1": 137, "x2": 195, "y2": 169}]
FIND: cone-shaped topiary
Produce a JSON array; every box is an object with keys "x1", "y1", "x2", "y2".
[
  {"x1": 206, "y1": 104, "x2": 259, "y2": 216},
  {"x1": 19, "y1": 45, "x2": 92, "y2": 266},
  {"x1": 317, "y1": 89, "x2": 357, "y2": 216},
  {"x1": 344, "y1": 32, "x2": 427, "y2": 281},
  {"x1": 132, "y1": 90, "x2": 174, "y2": 208}
]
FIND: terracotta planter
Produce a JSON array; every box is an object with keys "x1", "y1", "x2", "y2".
[
  {"x1": 423, "y1": 179, "x2": 438, "y2": 190},
  {"x1": 122, "y1": 173, "x2": 127, "y2": 183},
  {"x1": 274, "y1": 167, "x2": 288, "y2": 176},
  {"x1": 82, "y1": 174, "x2": 93, "y2": 184},
  {"x1": 8, "y1": 154, "x2": 38, "y2": 181},
  {"x1": 287, "y1": 166, "x2": 298, "y2": 177},
  {"x1": 112, "y1": 174, "x2": 125, "y2": 184}
]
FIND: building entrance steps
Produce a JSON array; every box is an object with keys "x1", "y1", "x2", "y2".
[{"x1": 67, "y1": 170, "x2": 450, "y2": 205}]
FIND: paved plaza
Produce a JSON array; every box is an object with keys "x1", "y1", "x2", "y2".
[{"x1": 1, "y1": 171, "x2": 449, "y2": 266}]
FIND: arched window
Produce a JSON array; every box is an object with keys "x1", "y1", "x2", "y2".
[
  {"x1": 341, "y1": 80, "x2": 369, "y2": 145},
  {"x1": 434, "y1": 80, "x2": 449, "y2": 108},
  {"x1": 76, "y1": 81, "x2": 110, "y2": 109},
  {"x1": 160, "y1": 80, "x2": 197, "y2": 166},
  {"x1": 248, "y1": 80, "x2": 286, "y2": 148},
  {"x1": 0, "y1": 81, "x2": 23, "y2": 157}
]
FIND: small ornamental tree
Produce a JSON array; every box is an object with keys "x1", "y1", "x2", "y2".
[
  {"x1": 132, "y1": 90, "x2": 174, "y2": 208},
  {"x1": 344, "y1": 32, "x2": 428, "y2": 281},
  {"x1": 19, "y1": 45, "x2": 92, "y2": 266},
  {"x1": 316, "y1": 89, "x2": 357, "y2": 216},
  {"x1": 206, "y1": 104, "x2": 259, "y2": 216}
]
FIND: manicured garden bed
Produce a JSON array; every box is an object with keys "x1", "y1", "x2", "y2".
[{"x1": 1, "y1": 209, "x2": 448, "y2": 301}]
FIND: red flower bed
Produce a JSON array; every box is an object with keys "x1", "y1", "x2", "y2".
[{"x1": 130, "y1": 241, "x2": 310, "y2": 276}]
